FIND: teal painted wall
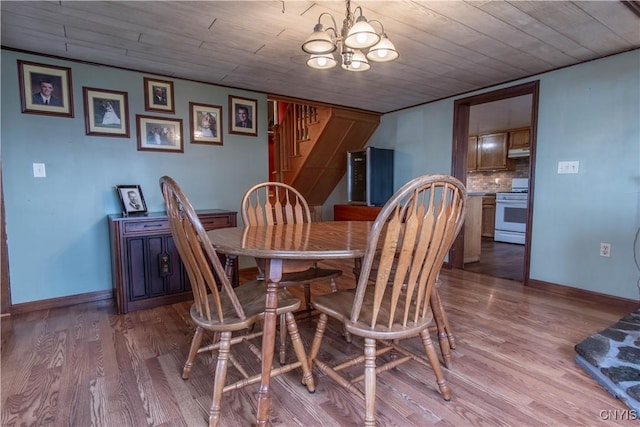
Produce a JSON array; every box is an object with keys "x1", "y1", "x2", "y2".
[
  {"x1": 4, "y1": 49, "x2": 639, "y2": 304},
  {"x1": 2, "y1": 50, "x2": 268, "y2": 304},
  {"x1": 330, "y1": 49, "x2": 640, "y2": 300}
]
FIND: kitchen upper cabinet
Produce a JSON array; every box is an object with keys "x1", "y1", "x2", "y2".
[
  {"x1": 468, "y1": 132, "x2": 513, "y2": 172},
  {"x1": 478, "y1": 132, "x2": 509, "y2": 171},
  {"x1": 467, "y1": 136, "x2": 478, "y2": 172},
  {"x1": 508, "y1": 128, "x2": 530, "y2": 149}
]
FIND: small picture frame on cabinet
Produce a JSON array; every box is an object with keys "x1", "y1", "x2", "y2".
[{"x1": 115, "y1": 185, "x2": 148, "y2": 216}]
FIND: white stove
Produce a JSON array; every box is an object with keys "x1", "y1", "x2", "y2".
[{"x1": 494, "y1": 178, "x2": 528, "y2": 245}]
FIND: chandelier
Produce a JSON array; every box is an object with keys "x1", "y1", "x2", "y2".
[{"x1": 301, "y1": 0, "x2": 399, "y2": 72}]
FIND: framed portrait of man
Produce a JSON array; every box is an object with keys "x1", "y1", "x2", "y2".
[
  {"x1": 18, "y1": 60, "x2": 74, "y2": 117},
  {"x1": 229, "y1": 95, "x2": 257, "y2": 136},
  {"x1": 143, "y1": 77, "x2": 175, "y2": 114},
  {"x1": 115, "y1": 185, "x2": 148, "y2": 216}
]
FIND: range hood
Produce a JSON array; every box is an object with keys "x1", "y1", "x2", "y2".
[{"x1": 508, "y1": 148, "x2": 530, "y2": 158}]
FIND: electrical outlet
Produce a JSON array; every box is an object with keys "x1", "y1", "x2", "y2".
[
  {"x1": 33, "y1": 163, "x2": 46, "y2": 178},
  {"x1": 600, "y1": 243, "x2": 611, "y2": 257}
]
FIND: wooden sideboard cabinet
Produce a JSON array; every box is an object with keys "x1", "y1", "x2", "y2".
[
  {"x1": 109, "y1": 209, "x2": 238, "y2": 314},
  {"x1": 333, "y1": 204, "x2": 382, "y2": 221}
]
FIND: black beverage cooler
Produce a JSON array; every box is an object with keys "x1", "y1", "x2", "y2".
[{"x1": 347, "y1": 147, "x2": 394, "y2": 206}]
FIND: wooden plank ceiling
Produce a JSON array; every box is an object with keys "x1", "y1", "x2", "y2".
[{"x1": 1, "y1": 1, "x2": 638, "y2": 113}]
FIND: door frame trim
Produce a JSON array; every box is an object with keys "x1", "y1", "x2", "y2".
[{"x1": 449, "y1": 81, "x2": 539, "y2": 284}]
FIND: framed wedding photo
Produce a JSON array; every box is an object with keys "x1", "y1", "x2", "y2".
[
  {"x1": 18, "y1": 60, "x2": 74, "y2": 117},
  {"x1": 190, "y1": 102, "x2": 223, "y2": 145},
  {"x1": 229, "y1": 95, "x2": 257, "y2": 136},
  {"x1": 143, "y1": 77, "x2": 175, "y2": 114},
  {"x1": 83, "y1": 87, "x2": 130, "y2": 137},
  {"x1": 115, "y1": 185, "x2": 147, "y2": 216},
  {"x1": 136, "y1": 115, "x2": 183, "y2": 153}
]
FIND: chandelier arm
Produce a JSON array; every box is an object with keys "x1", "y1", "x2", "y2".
[
  {"x1": 367, "y1": 19, "x2": 385, "y2": 35},
  {"x1": 317, "y1": 12, "x2": 339, "y2": 37}
]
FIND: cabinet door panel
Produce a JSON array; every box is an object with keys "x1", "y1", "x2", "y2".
[
  {"x1": 147, "y1": 236, "x2": 167, "y2": 297},
  {"x1": 508, "y1": 128, "x2": 530, "y2": 149},
  {"x1": 478, "y1": 133, "x2": 508, "y2": 171},
  {"x1": 126, "y1": 237, "x2": 148, "y2": 299},
  {"x1": 165, "y1": 235, "x2": 184, "y2": 294},
  {"x1": 467, "y1": 136, "x2": 478, "y2": 171}
]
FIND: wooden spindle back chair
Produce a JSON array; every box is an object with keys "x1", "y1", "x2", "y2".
[
  {"x1": 308, "y1": 174, "x2": 467, "y2": 426},
  {"x1": 241, "y1": 181, "x2": 343, "y2": 363},
  {"x1": 159, "y1": 176, "x2": 315, "y2": 427}
]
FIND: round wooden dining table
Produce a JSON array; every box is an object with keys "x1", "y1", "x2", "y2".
[{"x1": 207, "y1": 221, "x2": 372, "y2": 427}]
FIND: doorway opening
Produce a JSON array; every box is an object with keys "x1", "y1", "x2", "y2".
[{"x1": 449, "y1": 81, "x2": 539, "y2": 285}]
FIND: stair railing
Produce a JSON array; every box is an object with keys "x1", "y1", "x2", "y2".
[{"x1": 273, "y1": 102, "x2": 320, "y2": 181}]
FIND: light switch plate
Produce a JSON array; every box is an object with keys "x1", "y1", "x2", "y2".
[
  {"x1": 33, "y1": 163, "x2": 46, "y2": 178},
  {"x1": 558, "y1": 160, "x2": 579, "y2": 174}
]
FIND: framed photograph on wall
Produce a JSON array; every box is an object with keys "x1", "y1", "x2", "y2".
[
  {"x1": 136, "y1": 115, "x2": 183, "y2": 153},
  {"x1": 83, "y1": 87, "x2": 130, "y2": 137},
  {"x1": 18, "y1": 60, "x2": 74, "y2": 117},
  {"x1": 190, "y1": 102, "x2": 223, "y2": 145},
  {"x1": 143, "y1": 77, "x2": 175, "y2": 114},
  {"x1": 229, "y1": 95, "x2": 257, "y2": 136},
  {"x1": 115, "y1": 185, "x2": 147, "y2": 216}
]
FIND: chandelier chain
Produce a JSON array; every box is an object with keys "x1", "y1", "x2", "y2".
[{"x1": 343, "y1": 0, "x2": 353, "y2": 37}]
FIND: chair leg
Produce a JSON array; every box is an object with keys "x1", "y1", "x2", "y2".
[
  {"x1": 209, "y1": 331, "x2": 232, "y2": 427},
  {"x1": 419, "y1": 329, "x2": 451, "y2": 401},
  {"x1": 308, "y1": 313, "x2": 328, "y2": 366},
  {"x1": 279, "y1": 313, "x2": 287, "y2": 365},
  {"x1": 363, "y1": 338, "x2": 377, "y2": 427},
  {"x1": 304, "y1": 284, "x2": 312, "y2": 310},
  {"x1": 284, "y1": 312, "x2": 315, "y2": 392},
  {"x1": 329, "y1": 278, "x2": 338, "y2": 293},
  {"x1": 183, "y1": 326, "x2": 204, "y2": 379},
  {"x1": 430, "y1": 289, "x2": 453, "y2": 368},
  {"x1": 432, "y1": 287, "x2": 456, "y2": 349}
]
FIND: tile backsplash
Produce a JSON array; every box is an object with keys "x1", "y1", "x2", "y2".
[{"x1": 466, "y1": 158, "x2": 529, "y2": 192}]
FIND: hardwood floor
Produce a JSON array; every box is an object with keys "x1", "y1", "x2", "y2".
[
  {"x1": 463, "y1": 238, "x2": 525, "y2": 282},
  {"x1": 1, "y1": 261, "x2": 637, "y2": 426}
]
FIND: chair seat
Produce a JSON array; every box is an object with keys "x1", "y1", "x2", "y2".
[
  {"x1": 312, "y1": 288, "x2": 433, "y2": 340},
  {"x1": 279, "y1": 267, "x2": 342, "y2": 287},
  {"x1": 191, "y1": 280, "x2": 302, "y2": 332}
]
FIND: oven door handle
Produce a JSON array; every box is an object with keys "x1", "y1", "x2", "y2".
[{"x1": 496, "y1": 200, "x2": 527, "y2": 205}]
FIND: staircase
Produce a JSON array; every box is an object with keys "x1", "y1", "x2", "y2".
[{"x1": 271, "y1": 100, "x2": 380, "y2": 208}]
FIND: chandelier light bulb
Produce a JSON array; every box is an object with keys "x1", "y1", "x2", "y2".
[
  {"x1": 302, "y1": 23, "x2": 337, "y2": 55},
  {"x1": 366, "y1": 34, "x2": 399, "y2": 63},
  {"x1": 344, "y1": 17, "x2": 380, "y2": 49},
  {"x1": 342, "y1": 49, "x2": 370, "y2": 72},
  {"x1": 307, "y1": 53, "x2": 338, "y2": 69}
]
